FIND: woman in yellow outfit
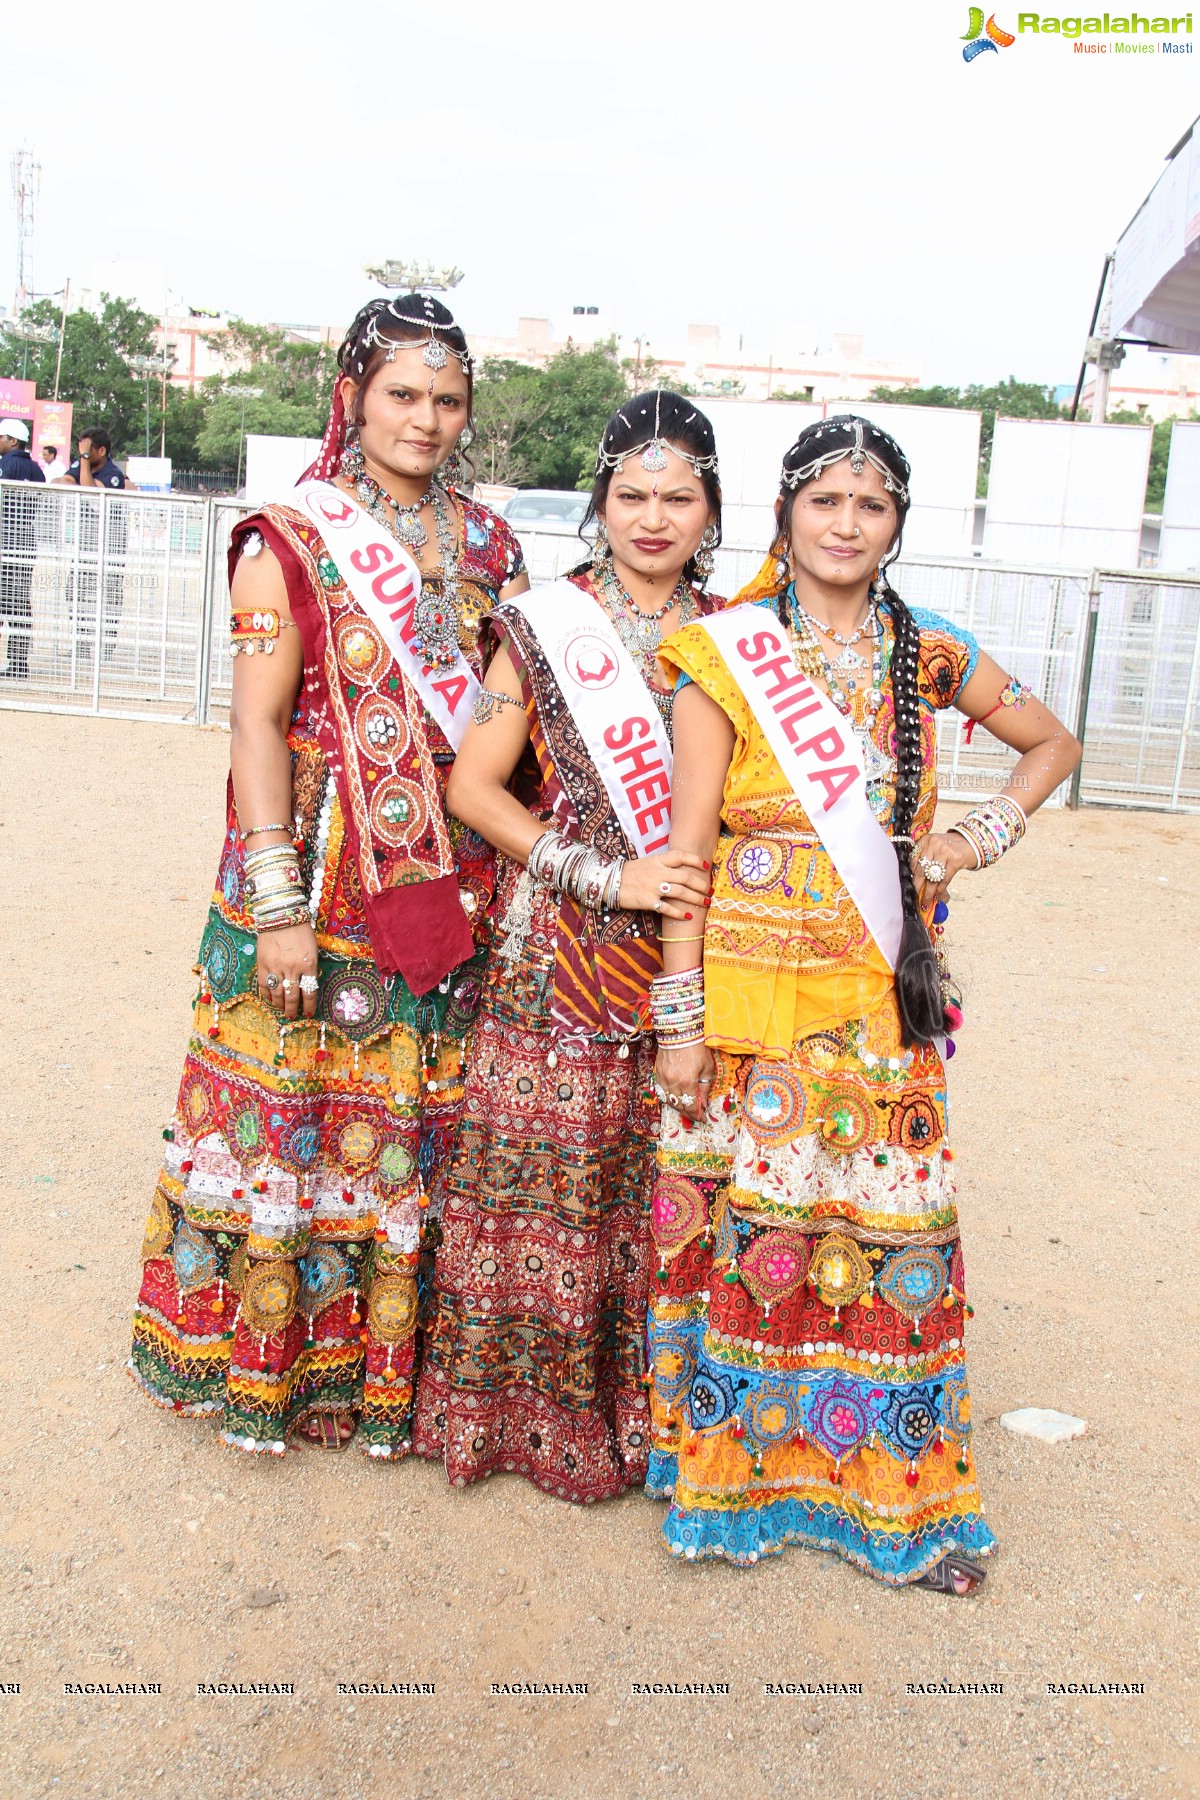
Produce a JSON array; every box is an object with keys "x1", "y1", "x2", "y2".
[{"x1": 645, "y1": 415, "x2": 1081, "y2": 1591}]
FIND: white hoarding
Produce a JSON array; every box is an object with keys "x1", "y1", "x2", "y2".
[
  {"x1": 983, "y1": 419, "x2": 1151, "y2": 569},
  {"x1": 700, "y1": 398, "x2": 821, "y2": 552},
  {"x1": 244, "y1": 434, "x2": 322, "y2": 505},
  {"x1": 700, "y1": 399, "x2": 979, "y2": 557},
  {"x1": 1159, "y1": 420, "x2": 1200, "y2": 572}
]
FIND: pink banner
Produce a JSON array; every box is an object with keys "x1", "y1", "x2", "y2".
[
  {"x1": 33, "y1": 399, "x2": 72, "y2": 478},
  {"x1": 0, "y1": 377, "x2": 36, "y2": 423}
]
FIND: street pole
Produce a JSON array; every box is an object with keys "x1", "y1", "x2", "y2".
[
  {"x1": 237, "y1": 395, "x2": 247, "y2": 491},
  {"x1": 53, "y1": 280, "x2": 70, "y2": 401}
]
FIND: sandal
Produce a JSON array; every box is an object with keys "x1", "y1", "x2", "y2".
[
  {"x1": 298, "y1": 1413, "x2": 358, "y2": 1451},
  {"x1": 914, "y1": 1554, "x2": 987, "y2": 1596}
]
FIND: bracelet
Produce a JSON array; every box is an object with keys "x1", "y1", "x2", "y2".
[
  {"x1": 255, "y1": 910, "x2": 310, "y2": 933},
  {"x1": 948, "y1": 795, "x2": 1027, "y2": 870},
  {"x1": 527, "y1": 829, "x2": 627, "y2": 914},
  {"x1": 240, "y1": 821, "x2": 292, "y2": 840},
  {"x1": 661, "y1": 932, "x2": 706, "y2": 942},
  {"x1": 651, "y1": 965, "x2": 706, "y2": 1046}
]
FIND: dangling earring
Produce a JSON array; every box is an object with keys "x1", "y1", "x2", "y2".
[
  {"x1": 774, "y1": 555, "x2": 790, "y2": 587},
  {"x1": 870, "y1": 563, "x2": 890, "y2": 604},
  {"x1": 592, "y1": 519, "x2": 612, "y2": 573},
  {"x1": 340, "y1": 424, "x2": 364, "y2": 481},
  {"x1": 440, "y1": 450, "x2": 463, "y2": 488},
  {"x1": 693, "y1": 524, "x2": 718, "y2": 585}
]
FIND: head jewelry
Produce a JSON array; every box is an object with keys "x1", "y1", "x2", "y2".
[
  {"x1": 595, "y1": 390, "x2": 720, "y2": 482},
  {"x1": 782, "y1": 415, "x2": 910, "y2": 506},
  {"x1": 339, "y1": 293, "x2": 472, "y2": 378}
]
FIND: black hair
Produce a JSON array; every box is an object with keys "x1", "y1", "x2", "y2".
[
  {"x1": 81, "y1": 426, "x2": 112, "y2": 455},
  {"x1": 772, "y1": 414, "x2": 943, "y2": 1047},
  {"x1": 337, "y1": 294, "x2": 474, "y2": 427},
  {"x1": 573, "y1": 390, "x2": 722, "y2": 587}
]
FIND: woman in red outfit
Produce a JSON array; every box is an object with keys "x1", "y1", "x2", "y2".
[
  {"x1": 415, "y1": 393, "x2": 721, "y2": 1500},
  {"x1": 129, "y1": 295, "x2": 528, "y2": 1457}
]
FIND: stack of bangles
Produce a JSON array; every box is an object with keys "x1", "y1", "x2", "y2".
[
  {"x1": 243, "y1": 839, "x2": 308, "y2": 932},
  {"x1": 947, "y1": 794, "x2": 1028, "y2": 869},
  {"x1": 527, "y1": 828, "x2": 625, "y2": 912},
  {"x1": 650, "y1": 966, "x2": 705, "y2": 1049}
]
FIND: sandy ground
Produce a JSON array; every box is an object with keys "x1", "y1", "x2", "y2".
[{"x1": 0, "y1": 710, "x2": 1197, "y2": 1800}]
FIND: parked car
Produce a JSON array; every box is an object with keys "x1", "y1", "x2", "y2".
[{"x1": 502, "y1": 490, "x2": 590, "y2": 533}]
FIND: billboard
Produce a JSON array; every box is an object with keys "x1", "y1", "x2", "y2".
[
  {"x1": 983, "y1": 418, "x2": 1151, "y2": 568},
  {"x1": 0, "y1": 377, "x2": 36, "y2": 424},
  {"x1": 33, "y1": 399, "x2": 72, "y2": 479}
]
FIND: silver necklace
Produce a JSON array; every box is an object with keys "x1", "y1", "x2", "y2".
[
  {"x1": 598, "y1": 570, "x2": 695, "y2": 723},
  {"x1": 411, "y1": 488, "x2": 464, "y2": 671},
  {"x1": 353, "y1": 475, "x2": 463, "y2": 671},
  {"x1": 787, "y1": 593, "x2": 895, "y2": 818},
  {"x1": 793, "y1": 598, "x2": 879, "y2": 679},
  {"x1": 354, "y1": 470, "x2": 433, "y2": 551}
]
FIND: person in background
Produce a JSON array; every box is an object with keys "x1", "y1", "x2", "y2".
[
  {"x1": 57, "y1": 427, "x2": 135, "y2": 492},
  {"x1": 0, "y1": 417, "x2": 46, "y2": 680},
  {"x1": 54, "y1": 426, "x2": 136, "y2": 662}
]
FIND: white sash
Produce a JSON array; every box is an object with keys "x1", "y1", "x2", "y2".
[
  {"x1": 286, "y1": 479, "x2": 479, "y2": 750},
  {"x1": 699, "y1": 604, "x2": 904, "y2": 969},
  {"x1": 501, "y1": 580, "x2": 675, "y2": 856}
]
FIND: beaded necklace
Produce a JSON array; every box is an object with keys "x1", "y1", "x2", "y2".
[{"x1": 785, "y1": 585, "x2": 896, "y2": 818}]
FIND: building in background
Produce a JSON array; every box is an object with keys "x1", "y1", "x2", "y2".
[{"x1": 470, "y1": 311, "x2": 921, "y2": 404}]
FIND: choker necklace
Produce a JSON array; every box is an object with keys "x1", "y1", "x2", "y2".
[
  {"x1": 598, "y1": 567, "x2": 695, "y2": 722},
  {"x1": 347, "y1": 459, "x2": 433, "y2": 552}
]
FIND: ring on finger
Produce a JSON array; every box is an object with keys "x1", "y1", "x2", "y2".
[
  {"x1": 299, "y1": 974, "x2": 319, "y2": 995},
  {"x1": 918, "y1": 856, "x2": 947, "y2": 884},
  {"x1": 264, "y1": 973, "x2": 280, "y2": 991},
  {"x1": 281, "y1": 979, "x2": 295, "y2": 994},
  {"x1": 659, "y1": 881, "x2": 672, "y2": 897}
]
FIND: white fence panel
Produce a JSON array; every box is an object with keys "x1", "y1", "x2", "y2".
[{"x1": 4, "y1": 481, "x2": 1199, "y2": 812}]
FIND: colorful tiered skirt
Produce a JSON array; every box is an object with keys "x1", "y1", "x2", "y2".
[
  {"x1": 415, "y1": 875, "x2": 657, "y2": 1502},
  {"x1": 129, "y1": 911, "x2": 485, "y2": 1457},
  {"x1": 646, "y1": 996, "x2": 998, "y2": 1581}
]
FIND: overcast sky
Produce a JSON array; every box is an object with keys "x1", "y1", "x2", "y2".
[{"x1": 6, "y1": 0, "x2": 1198, "y2": 387}]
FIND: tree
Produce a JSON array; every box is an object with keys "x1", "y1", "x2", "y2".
[
  {"x1": 1105, "y1": 409, "x2": 1187, "y2": 511},
  {"x1": 871, "y1": 377, "x2": 1063, "y2": 495},
  {"x1": 193, "y1": 319, "x2": 338, "y2": 465},
  {"x1": 529, "y1": 340, "x2": 628, "y2": 489},
  {"x1": 471, "y1": 357, "x2": 550, "y2": 485},
  {"x1": 0, "y1": 294, "x2": 160, "y2": 454},
  {"x1": 209, "y1": 319, "x2": 339, "y2": 412}
]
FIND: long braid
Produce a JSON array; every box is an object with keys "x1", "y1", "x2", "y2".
[{"x1": 884, "y1": 589, "x2": 944, "y2": 1045}]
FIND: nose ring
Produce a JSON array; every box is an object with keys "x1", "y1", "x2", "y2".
[{"x1": 852, "y1": 526, "x2": 861, "y2": 537}]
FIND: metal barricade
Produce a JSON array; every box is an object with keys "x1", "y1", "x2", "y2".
[
  {"x1": 0, "y1": 479, "x2": 214, "y2": 722},
  {"x1": 4, "y1": 482, "x2": 1200, "y2": 812},
  {"x1": 1072, "y1": 569, "x2": 1200, "y2": 809}
]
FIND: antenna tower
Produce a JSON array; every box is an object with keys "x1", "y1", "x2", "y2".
[{"x1": 11, "y1": 147, "x2": 41, "y2": 316}]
